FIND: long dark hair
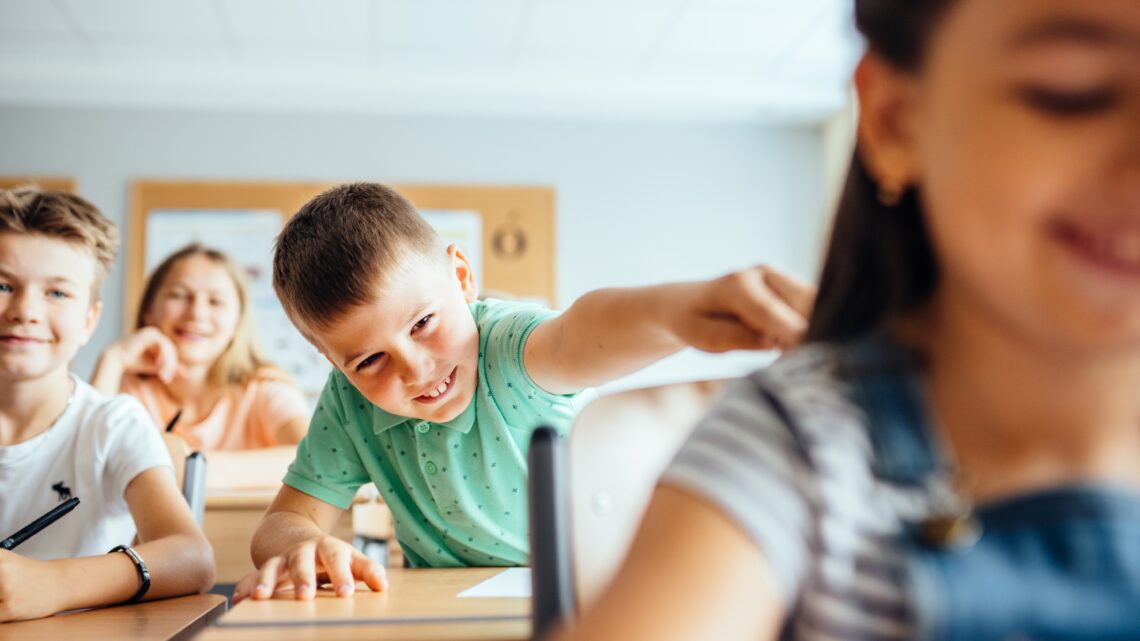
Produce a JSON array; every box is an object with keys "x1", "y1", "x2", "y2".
[{"x1": 806, "y1": 0, "x2": 955, "y2": 343}]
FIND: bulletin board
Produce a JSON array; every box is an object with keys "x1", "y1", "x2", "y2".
[
  {"x1": 126, "y1": 180, "x2": 556, "y2": 397},
  {"x1": 0, "y1": 176, "x2": 77, "y2": 192}
]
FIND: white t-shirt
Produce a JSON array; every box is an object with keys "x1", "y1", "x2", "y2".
[{"x1": 0, "y1": 376, "x2": 172, "y2": 560}]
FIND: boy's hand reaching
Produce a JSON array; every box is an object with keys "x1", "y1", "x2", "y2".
[
  {"x1": 672, "y1": 265, "x2": 815, "y2": 353},
  {"x1": 232, "y1": 535, "x2": 387, "y2": 603},
  {"x1": 524, "y1": 264, "x2": 815, "y2": 394}
]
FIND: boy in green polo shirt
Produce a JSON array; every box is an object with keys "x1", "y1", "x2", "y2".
[{"x1": 234, "y1": 182, "x2": 813, "y2": 602}]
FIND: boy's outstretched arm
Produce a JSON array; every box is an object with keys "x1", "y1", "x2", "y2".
[
  {"x1": 524, "y1": 265, "x2": 814, "y2": 394},
  {"x1": 234, "y1": 485, "x2": 387, "y2": 603}
]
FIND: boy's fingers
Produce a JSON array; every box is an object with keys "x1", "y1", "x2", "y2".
[
  {"x1": 286, "y1": 543, "x2": 319, "y2": 600},
  {"x1": 232, "y1": 572, "x2": 260, "y2": 604},
  {"x1": 254, "y1": 557, "x2": 287, "y2": 600},
  {"x1": 762, "y1": 268, "x2": 816, "y2": 317},
  {"x1": 351, "y1": 554, "x2": 389, "y2": 592},
  {"x1": 317, "y1": 541, "x2": 357, "y2": 598},
  {"x1": 729, "y1": 279, "x2": 808, "y2": 346}
]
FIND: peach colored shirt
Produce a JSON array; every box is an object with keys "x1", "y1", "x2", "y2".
[{"x1": 121, "y1": 374, "x2": 311, "y2": 451}]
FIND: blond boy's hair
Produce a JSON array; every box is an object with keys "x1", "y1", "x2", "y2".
[
  {"x1": 138, "y1": 243, "x2": 288, "y2": 389},
  {"x1": 273, "y1": 182, "x2": 440, "y2": 332},
  {"x1": 0, "y1": 186, "x2": 119, "y2": 299}
]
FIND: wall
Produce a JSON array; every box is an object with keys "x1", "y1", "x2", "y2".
[{"x1": 0, "y1": 106, "x2": 826, "y2": 387}]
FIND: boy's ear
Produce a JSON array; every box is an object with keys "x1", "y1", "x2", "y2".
[
  {"x1": 446, "y1": 245, "x2": 479, "y2": 303},
  {"x1": 854, "y1": 52, "x2": 922, "y2": 193},
  {"x1": 81, "y1": 300, "x2": 103, "y2": 347}
]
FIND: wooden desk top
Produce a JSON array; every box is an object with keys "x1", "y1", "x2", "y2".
[
  {"x1": 197, "y1": 568, "x2": 530, "y2": 641},
  {"x1": 205, "y1": 485, "x2": 379, "y2": 509},
  {"x1": 0, "y1": 593, "x2": 226, "y2": 641}
]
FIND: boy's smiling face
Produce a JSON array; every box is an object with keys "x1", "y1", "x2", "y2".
[
  {"x1": 311, "y1": 245, "x2": 481, "y2": 423},
  {"x1": 0, "y1": 233, "x2": 101, "y2": 383}
]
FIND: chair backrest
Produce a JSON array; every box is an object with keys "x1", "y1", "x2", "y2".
[
  {"x1": 161, "y1": 433, "x2": 207, "y2": 526},
  {"x1": 528, "y1": 426, "x2": 576, "y2": 641},
  {"x1": 568, "y1": 379, "x2": 726, "y2": 610}
]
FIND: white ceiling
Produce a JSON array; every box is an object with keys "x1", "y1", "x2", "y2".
[{"x1": 0, "y1": 0, "x2": 862, "y2": 123}]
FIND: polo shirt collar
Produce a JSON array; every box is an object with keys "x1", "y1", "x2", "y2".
[{"x1": 370, "y1": 394, "x2": 477, "y2": 435}]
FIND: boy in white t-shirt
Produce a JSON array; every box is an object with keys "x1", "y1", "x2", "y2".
[{"x1": 0, "y1": 187, "x2": 214, "y2": 622}]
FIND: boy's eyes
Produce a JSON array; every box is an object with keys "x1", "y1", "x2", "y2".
[
  {"x1": 1019, "y1": 85, "x2": 1119, "y2": 117},
  {"x1": 356, "y1": 353, "x2": 384, "y2": 371},
  {"x1": 352, "y1": 315, "x2": 434, "y2": 372},
  {"x1": 0, "y1": 284, "x2": 72, "y2": 298}
]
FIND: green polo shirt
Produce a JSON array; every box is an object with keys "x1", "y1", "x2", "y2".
[{"x1": 284, "y1": 298, "x2": 584, "y2": 567}]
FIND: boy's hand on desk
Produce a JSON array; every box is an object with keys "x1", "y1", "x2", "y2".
[
  {"x1": 672, "y1": 265, "x2": 814, "y2": 352},
  {"x1": 232, "y1": 535, "x2": 387, "y2": 603},
  {"x1": 0, "y1": 550, "x2": 60, "y2": 622}
]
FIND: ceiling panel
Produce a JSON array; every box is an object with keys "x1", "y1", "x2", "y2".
[
  {"x1": 0, "y1": 0, "x2": 861, "y2": 123},
  {"x1": 659, "y1": 4, "x2": 820, "y2": 59},
  {"x1": 221, "y1": 0, "x2": 370, "y2": 44},
  {"x1": 374, "y1": 0, "x2": 528, "y2": 50},
  {"x1": 91, "y1": 39, "x2": 232, "y2": 65},
  {"x1": 238, "y1": 41, "x2": 371, "y2": 66},
  {"x1": 0, "y1": 0, "x2": 73, "y2": 37},
  {"x1": 515, "y1": 3, "x2": 671, "y2": 59},
  {"x1": 0, "y1": 35, "x2": 88, "y2": 61},
  {"x1": 60, "y1": 0, "x2": 223, "y2": 41}
]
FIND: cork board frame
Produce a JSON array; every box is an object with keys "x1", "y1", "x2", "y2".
[{"x1": 125, "y1": 179, "x2": 556, "y2": 332}]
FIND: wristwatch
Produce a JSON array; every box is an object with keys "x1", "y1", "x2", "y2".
[{"x1": 109, "y1": 544, "x2": 151, "y2": 603}]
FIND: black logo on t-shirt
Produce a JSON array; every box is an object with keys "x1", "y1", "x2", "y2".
[{"x1": 51, "y1": 482, "x2": 72, "y2": 502}]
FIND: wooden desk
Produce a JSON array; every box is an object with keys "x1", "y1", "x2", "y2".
[
  {"x1": 196, "y1": 568, "x2": 530, "y2": 641},
  {"x1": 0, "y1": 593, "x2": 226, "y2": 641}
]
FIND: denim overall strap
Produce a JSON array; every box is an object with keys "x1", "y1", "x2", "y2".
[
  {"x1": 839, "y1": 334, "x2": 942, "y2": 486},
  {"x1": 840, "y1": 334, "x2": 1140, "y2": 640}
]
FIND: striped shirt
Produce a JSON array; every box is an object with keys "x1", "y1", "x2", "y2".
[{"x1": 662, "y1": 343, "x2": 950, "y2": 640}]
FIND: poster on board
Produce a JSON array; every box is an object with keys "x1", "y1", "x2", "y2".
[{"x1": 420, "y1": 209, "x2": 483, "y2": 289}]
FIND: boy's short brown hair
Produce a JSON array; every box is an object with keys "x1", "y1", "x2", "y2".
[
  {"x1": 0, "y1": 186, "x2": 119, "y2": 300},
  {"x1": 273, "y1": 182, "x2": 440, "y2": 332}
]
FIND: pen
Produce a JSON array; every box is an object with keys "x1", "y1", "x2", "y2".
[
  {"x1": 1, "y1": 497, "x2": 80, "y2": 550},
  {"x1": 165, "y1": 409, "x2": 182, "y2": 433}
]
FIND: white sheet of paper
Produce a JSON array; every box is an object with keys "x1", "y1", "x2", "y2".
[{"x1": 457, "y1": 568, "x2": 532, "y2": 598}]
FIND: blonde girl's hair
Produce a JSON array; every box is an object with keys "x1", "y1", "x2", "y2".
[{"x1": 137, "y1": 243, "x2": 289, "y2": 388}]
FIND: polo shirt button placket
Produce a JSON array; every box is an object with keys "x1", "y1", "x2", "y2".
[
  {"x1": 425, "y1": 461, "x2": 438, "y2": 475},
  {"x1": 415, "y1": 421, "x2": 430, "y2": 434}
]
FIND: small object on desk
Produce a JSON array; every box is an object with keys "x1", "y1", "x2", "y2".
[
  {"x1": 1, "y1": 497, "x2": 81, "y2": 550},
  {"x1": 457, "y1": 568, "x2": 532, "y2": 598},
  {"x1": 164, "y1": 409, "x2": 183, "y2": 432}
]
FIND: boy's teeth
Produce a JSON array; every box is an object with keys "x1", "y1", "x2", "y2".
[{"x1": 424, "y1": 375, "x2": 450, "y2": 398}]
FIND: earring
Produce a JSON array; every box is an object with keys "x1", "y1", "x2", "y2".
[{"x1": 877, "y1": 179, "x2": 905, "y2": 207}]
